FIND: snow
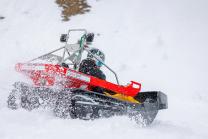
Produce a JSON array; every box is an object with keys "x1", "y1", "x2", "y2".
[{"x1": 0, "y1": 0, "x2": 208, "y2": 138}]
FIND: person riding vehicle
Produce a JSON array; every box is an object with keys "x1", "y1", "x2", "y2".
[
  {"x1": 79, "y1": 48, "x2": 106, "y2": 80},
  {"x1": 79, "y1": 47, "x2": 106, "y2": 93}
]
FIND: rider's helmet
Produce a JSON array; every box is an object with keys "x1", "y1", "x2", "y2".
[{"x1": 87, "y1": 48, "x2": 105, "y2": 67}]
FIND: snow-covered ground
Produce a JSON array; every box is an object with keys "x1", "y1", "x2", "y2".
[{"x1": 0, "y1": 0, "x2": 208, "y2": 138}]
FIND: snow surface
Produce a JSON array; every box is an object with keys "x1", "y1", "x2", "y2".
[{"x1": 0, "y1": 0, "x2": 208, "y2": 138}]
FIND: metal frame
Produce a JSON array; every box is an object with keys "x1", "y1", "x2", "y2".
[{"x1": 28, "y1": 29, "x2": 120, "y2": 85}]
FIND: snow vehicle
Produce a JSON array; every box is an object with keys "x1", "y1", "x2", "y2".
[{"x1": 7, "y1": 29, "x2": 168, "y2": 126}]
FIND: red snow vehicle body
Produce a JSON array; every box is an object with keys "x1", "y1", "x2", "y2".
[
  {"x1": 15, "y1": 63, "x2": 141, "y2": 97},
  {"x1": 8, "y1": 29, "x2": 167, "y2": 126}
]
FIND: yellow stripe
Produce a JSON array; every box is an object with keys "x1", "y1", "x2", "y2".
[{"x1": 104, "y1": 92, "x2": 140, "y2": 104}]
